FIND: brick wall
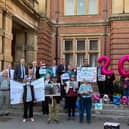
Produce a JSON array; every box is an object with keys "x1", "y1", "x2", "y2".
[
  {"x1": 110, "y1": 20, "x2": 129, "y2": 77},
  {"x1": 37, "y1": 19, "x2": 54, "y2": 66}
]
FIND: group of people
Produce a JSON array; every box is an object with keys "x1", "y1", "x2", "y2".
[
  {"x1": 0, "y1": 58, "x2": 93, "y2": 124},
  {"x1": 97, "y1": 63, "x2": 115, "y2": 102},
  {"x1": 97, "y1": 63, "x2": 129, "y2": 103},
  {"x1": 0, "y1": 57, "x2": 128, "y2": 125}
]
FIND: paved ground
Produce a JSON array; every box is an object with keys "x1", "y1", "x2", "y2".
[{"x1": 0, "y1": 113, "x2": 129, "y2": 129}]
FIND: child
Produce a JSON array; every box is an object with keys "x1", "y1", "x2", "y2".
[
  {"x1": 22, "y1": 68, "x2": 35, "y2": 122},
  {"x1": 0, "y1": 70, "x2": 10, "y2": 116},
  {"x1": 65, "y1": 74, "x2": 78, "y2": 120},
  {"x1": 78, "y1": 78, "x2": 93, "y2": 123}
]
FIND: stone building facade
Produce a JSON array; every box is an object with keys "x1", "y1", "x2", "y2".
[
  {"x1": 0, "y1": 0, "x2": 39, "y2": 69},
  {"x1": 0, "y1": 0, "x2": 129, "y2": 78}
]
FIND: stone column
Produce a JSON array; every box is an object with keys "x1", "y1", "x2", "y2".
[
  {"x1": 0, "y1": 9, "x2": 3, "y2": 70},
  {"x1": 26, "y1": 30, "x2": 37, "y2": 64},
  {"x1": 14, "y1": 31, "x2": 25, "y2": 63},
  {"x1": 3, "y1": 11, "x2": 13, "y2": 69}
]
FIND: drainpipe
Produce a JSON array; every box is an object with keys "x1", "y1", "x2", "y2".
[
  {"x1": 24, "y1": 31, "x2": 27, "y2": 61},
  {"x1": 55, "y1": 0, "x2": 59, "y2": 65},
  {"x1": 123, "y1": 0, "x2": 125, "y2": 13},
  {"x1": 103, "y1": 0, "x2": 108, "y2": 55}
]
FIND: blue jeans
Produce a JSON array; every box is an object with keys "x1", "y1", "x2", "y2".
[
  {"x1": 79, "y1": 97, "x2": 92, "y2": 123},
  {"x1": 123, "y1": 86, "x2": 129, "y2": 97}
]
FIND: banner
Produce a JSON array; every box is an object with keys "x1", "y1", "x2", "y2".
[
  {"x1": 10, "y1": 78, "x2": 45, "y2": 104},
  {"x1": 77, "y1": 67, "x2": 97, "y2": 82},
  {"x1": 10, "y1": 80, "x2": 23, "y2": 104},
  {"x1": 32, "y1": 78, "x2": 45, "y2": 102}
]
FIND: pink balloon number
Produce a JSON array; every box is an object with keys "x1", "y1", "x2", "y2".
[
  {"x1": 98, "y1": 56, "x2": 114, "y2": 76},
  {"x1": 118, "y1": 55, "x2": 129, "y2": 77}
]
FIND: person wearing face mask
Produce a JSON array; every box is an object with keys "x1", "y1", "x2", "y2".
[{"x1": 0, "y1": 70, "x2": 10, "y2": 116}]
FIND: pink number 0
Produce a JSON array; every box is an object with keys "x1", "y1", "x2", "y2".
[
  {"x1": 98, "y1": 55, "x2": 129, "y2": 77},
  {"x1": 118, "y1": 55, "x2": 129, "y2": 77}
]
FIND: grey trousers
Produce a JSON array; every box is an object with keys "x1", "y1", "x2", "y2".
[{"x1": 0, "y1": 90, "x2": 10, "y2": 114}]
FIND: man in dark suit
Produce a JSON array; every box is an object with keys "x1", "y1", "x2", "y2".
[
  {"x1": 14, "y1": 58, "x2": 28, "y2": 82},
  {"x1": 49, "y1": 59, "x2": 58, "y2": 78},
  {"x1": 56, "y1": 58, "x2": 68, "y2": 79},
  {"x1": 81, "y1": 58, "x2": 90, "y2": 67},
  {"x1": 32, "y1": 60, "x2": 40, "y2": 79}
]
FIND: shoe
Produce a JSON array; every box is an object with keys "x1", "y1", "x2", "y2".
[
  {"x1": 54, "y1": 119, "x2": 59, "y2": 123},
  {"x1": 23, "y1": 119, "x2": 26, "y2": 123},
  {"x1": 4, "y1": 112, "x2": 9, "y2": 116},
  {"x1": 30, "y1": 118, "x2": 35, "y2": 122},
  {"x1": 48, "y1": 119, "x2": 51, "y2": 124},
  {"x1": 0, "y1": 113, "x2": 4, "y2": 116}
]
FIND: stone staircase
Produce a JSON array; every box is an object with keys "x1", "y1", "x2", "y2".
[
  {"x1": 10, "y1": 101, "x2": 129, "y2": 122},
  {"x1": 92, "y1": 104, "x2": 129, "y2": 122}
]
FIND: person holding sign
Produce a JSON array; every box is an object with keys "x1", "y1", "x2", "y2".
[
  {"x1": 97, "y1": 63, "x2": 106, "y2": 98},
  {"x1": 78, "y1": 78, "x2": 93, "y2": 123},
  {"x1": 42, "y1": 73, "x2": 52, "y2": 115},
  {"x1": 0, "y1": 70, "x2": 10, "y2": 116},
  {"x1": 48, "y1": 76, "x2": 60, "y2": 123},
  {"x1": 22, "y1": 68, "x2": 35, "y2": 123},
  {"x1": 65, "y1": 75, "x2": 78, "y2": 120},
  {"x1": 39, "y1": 63, "x2": 52, "y2": 79}
]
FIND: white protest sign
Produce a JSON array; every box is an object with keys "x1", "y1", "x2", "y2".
[
  {"x1": 61, "y1": 72, "x2": 70, "y2": 80},
  {"x1": 77, "y1": 67, "x2": 97, "y2": 82}
]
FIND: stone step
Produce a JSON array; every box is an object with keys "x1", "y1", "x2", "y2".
[
  {"x1": 93, "y1": 109, "x2": 129, "y2": 116},
  {"x1": 92, "y1": 103, "x2": 129, "y2": 110},
  {"x1": 92, "y1": 114, "x2": 129, "y2": 122}
]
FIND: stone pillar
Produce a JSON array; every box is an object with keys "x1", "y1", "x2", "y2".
[
  {"x1": 14, "y1": 31, "x2": 25, "y2": 63},
  {"x1": 0, "y1": 9, "x2": 3, "y2": 70},
  {"x1": 3, "y1": 11, "x2": 13, "y2": 69},
  {"x1": 26, "y1": 31, "x2": 37, "y2": 64}
]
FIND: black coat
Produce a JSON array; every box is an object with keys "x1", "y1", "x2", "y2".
[
  {"x1": 33, "y1": 66, "x2": 40, "y2": 79},
  {"x1": 23, "y1": 85, "x2": 35, "y2": 103},
  {"x1": 14, "y1": 64, "x2": 28, "y2": 80},
  {"x1": 56, "y1": 64, "x2": 68, "y2": 78}
]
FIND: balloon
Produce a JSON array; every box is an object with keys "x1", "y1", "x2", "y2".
[
  {"x1": 121, "y1": 96, "x2": 128, "y2": 105},
  {"x1": 98, "y1": 56, "x2": 114, "y2": 76},
  {"x1": 103, "y1": 94, "x2": 109, "y2": 103},
  {"x1": 93, "y1": 94, "x2": 100, "y2": 102},
  {"x1": 118, "y1": 55, "x2": 129, "y2": 77},
  {"x1": 113, "y1": 96, "x2": 121, "y2": 105}
]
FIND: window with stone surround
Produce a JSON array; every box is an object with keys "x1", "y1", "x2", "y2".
[
  {"x1": 63, "y1": 38, "x2": 99, "y2": 66},
  {"x1": 112, "y1": 0, "x2": 129, "y2": 14},
  {"x1": 64, "y1": 0, "x2": 98, "y2": 16}
]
